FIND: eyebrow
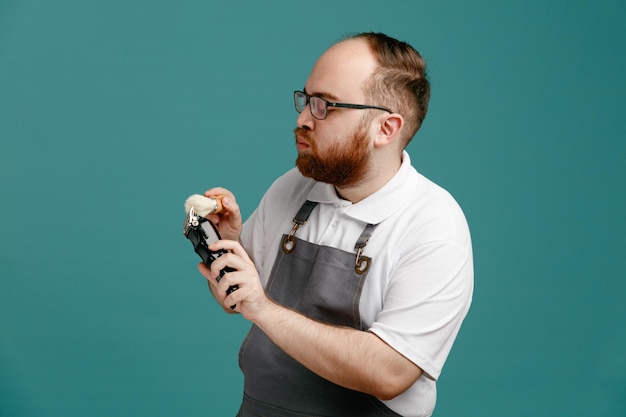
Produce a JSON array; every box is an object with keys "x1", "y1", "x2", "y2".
[{"x1": 303, "y1": 87, "x2": 340, "y2": 102}]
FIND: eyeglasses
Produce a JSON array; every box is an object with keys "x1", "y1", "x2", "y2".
[{"x1": 294, "y1": 90, "x2": 393, "y2": 120}]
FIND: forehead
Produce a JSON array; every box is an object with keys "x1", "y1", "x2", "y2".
[{"x1": 305, "y1": 39, "x2": 377, "y2": 101}]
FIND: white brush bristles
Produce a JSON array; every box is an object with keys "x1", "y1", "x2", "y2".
[{"x1": 184, "y1": 194, "x2": 216, "y2": 217}]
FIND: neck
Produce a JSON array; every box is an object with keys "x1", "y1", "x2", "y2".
[{"x1": 335, "y1": 153, "x2": 402, "y2": 203}]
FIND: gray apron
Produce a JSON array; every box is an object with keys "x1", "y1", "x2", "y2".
[{"x1": 237, "y1": 201, "x2": 402, "y2": 417}]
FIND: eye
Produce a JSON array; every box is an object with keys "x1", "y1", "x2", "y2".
[{"x1": 310, "y1": 97, "x2": 326, "y2": 115}]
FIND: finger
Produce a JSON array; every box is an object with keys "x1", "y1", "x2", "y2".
[
  {"x1": 221, "y1": 197, "x2": 242, "y2": 227},
  {"x1": 203, "y1": 187, "x2": 235, "y2": 200},
  {"x1": 202, "y1": 190, "x2": 241, "y2": 230},
  {"x1": 198, "y1": 262, "x2": 222, "y2": 289},
  {"x1": 211, "y1": 268, "x2": 244, "y2": 310},
  {"x1": 202, "y1": 188, "x2": 235, "y2": 214},
  {"x1": 197, "y1": 262, "x2": 212, "y2": 280},
  {"x1": 209, "y1": 240, "x2": 252, "y2": 263},
  {"x1": 219, "y1": 271, "x2": 251, "y2": 310},
  {"x1": 209, "y1": 252, "x2": 252, "y2": 280},
  {"x1": 224, "y1": 289, "x2": 242, "y2": 313}
]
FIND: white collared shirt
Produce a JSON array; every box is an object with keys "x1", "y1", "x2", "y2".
[{"x1": 241, "y1": 151, "x2": 474, "y2": 417}]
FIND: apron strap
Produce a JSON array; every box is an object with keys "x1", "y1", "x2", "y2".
[
  {"x1": 281, "y1": 200, "x2": 379, "y2": 273},
  {"x1": 294, "y1": 200, "x2": 318, "y2": 224},
  {"x1": 282, "y1": 200, "x2": 318, "y2": 253}
]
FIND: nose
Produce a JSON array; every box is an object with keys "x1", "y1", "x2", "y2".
[{"x1": 296, "y1": 104, "x2": 315, "y2": 130}]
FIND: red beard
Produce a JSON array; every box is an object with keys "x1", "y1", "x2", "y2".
[{"x1": 294, "y1": 126, "x2": 370, "y2": 188}]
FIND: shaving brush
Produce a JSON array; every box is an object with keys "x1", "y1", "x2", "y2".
[{"x1": 184, "y1": 194, "x2": 224, "y2": 216}]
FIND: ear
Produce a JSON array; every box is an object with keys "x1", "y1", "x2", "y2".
[{"x1": 373, "y1": 113, "x2": 404, "y2": 148}]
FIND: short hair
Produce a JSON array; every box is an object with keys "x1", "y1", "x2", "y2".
[{"x1": 345, "y1": 32, "x2": 430, "y2": 147}]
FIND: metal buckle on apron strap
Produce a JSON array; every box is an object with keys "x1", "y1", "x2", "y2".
[
  {"x1": 354, "y1": 246, "x2": 371, "y2": 274},
  {"x1": 354, "y1": 222, "x2": 377, "y2": 275},
  {"x1": 282, "y1": 222, "x2": 301, "y2": 254}
]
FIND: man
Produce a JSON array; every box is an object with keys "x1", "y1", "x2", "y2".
[{"x1": 198, "y1": 32, "x2": 473, "y2": 417}]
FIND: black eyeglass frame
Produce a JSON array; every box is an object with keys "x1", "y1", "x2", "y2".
[{"x1": 294, "y1": 90, "x2": 393, "y2": 120}]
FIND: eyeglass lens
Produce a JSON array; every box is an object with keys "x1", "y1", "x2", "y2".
[
  {"x1": 310, "y1": 97, "x2": 326, "y2": 119},
  {"x1": 295, "y1": 92, "x2": 327, "y2": 119},
  {"x1": 295, "y1": 92, "x2": 306, "y2": 113}
]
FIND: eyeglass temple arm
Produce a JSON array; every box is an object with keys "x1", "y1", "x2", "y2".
[{"x1": 329, "y1": 102, "x2": 393, "y2": 114}]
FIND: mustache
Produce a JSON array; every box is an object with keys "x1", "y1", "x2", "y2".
[{"x1": 294, "y1": 127, "x2": 311, "y2": 140}]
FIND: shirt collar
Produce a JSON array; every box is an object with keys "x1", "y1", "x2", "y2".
[{"x1": 306, "y1": 151, "x2": 421, "y2": 224}]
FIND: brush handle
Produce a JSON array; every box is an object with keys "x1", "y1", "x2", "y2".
[{"x1": 208, "y1": 195, "x2": 224, "y2": 215}]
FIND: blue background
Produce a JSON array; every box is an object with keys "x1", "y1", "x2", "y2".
[{"x1": 1, "y1": 1, "x2": 625, "y2": 416}]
